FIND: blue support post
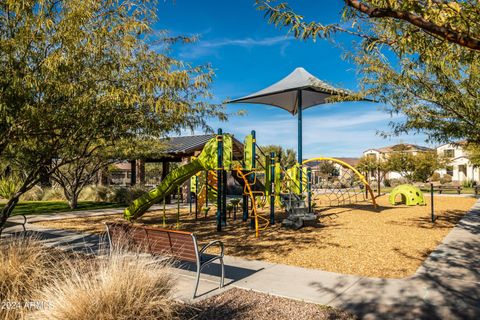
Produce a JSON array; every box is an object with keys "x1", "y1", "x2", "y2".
[
  {"x1": 307, "y1": 167, "x2": 312, "y2": 213},
  {"x1": 242, "y1": 196, "x2": 248, "y2": 221},
  {"x1": 270, "y1": 152, "x2": 275, "y2": 225},
  {"x1": 195, "y1": 175, "x2": 198, "y2": 220},
  {"x1": 297, "y1": 90, "x2": 303, "y2": 195},
  {"x1": 250, "y1": 130, "x2": 256, "y2": 229},
  {"x1": 189, "y1": 176, "x2": 192, "y2": 214},
  {"x1": 222, "y1": 169, "x2": 227, "y2": 226},
  {"x1": 217, "y1": 129, "x2": 223, "y2": 232}
]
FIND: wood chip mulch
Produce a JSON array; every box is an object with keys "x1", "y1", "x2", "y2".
[{"x1": 33, "y1": 195, "x2": 477, "y2": 278}]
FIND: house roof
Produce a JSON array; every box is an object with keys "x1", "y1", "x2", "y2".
[
  {"x1": 435, "y1": 140, "x2": 467, "y2": 149},
  {"x1": 364, "y1": 143, "x2": 433, "y2": 154},
  {"x1": 159, "y1": 134, "x2": 244, "y2": 160},
  {"x1": 161, "y1": 134, "x2": 216, "y2": 154},
  {"x1": 304, "y1": 157, "x2": 360, "y2": 168},
  {"x1": 335, "y1": 157, "x2": 360, "y2": 167},
  {"x1": 112, "y1": 162, "x2": 131, "y2": 171}
]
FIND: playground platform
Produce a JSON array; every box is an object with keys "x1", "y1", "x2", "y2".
[{"x1": 3, "y1": 199, "x2": 479, "y2": 319}]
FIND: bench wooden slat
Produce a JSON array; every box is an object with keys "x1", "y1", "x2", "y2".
[
  {"x1": 105, "y1": 222, "x2": 225, "y2": 298},
  {"x1": 106, "y1": 223, "x2": 198, "y2": 263}
]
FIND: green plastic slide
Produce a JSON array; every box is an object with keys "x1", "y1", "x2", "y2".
[{"x1": 124, "y1": 135, "x2": 233, "y2": 221}]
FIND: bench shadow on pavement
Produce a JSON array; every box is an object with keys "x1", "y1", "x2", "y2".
[
  {"x1": 2, "y1": 229, "x2": 107, "y2": 255},
  {"x1": 177, "y1": 260, "x2": 264, "y2": 286}
]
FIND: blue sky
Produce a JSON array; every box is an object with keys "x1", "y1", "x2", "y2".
[{"x1": 155, "y1": 1, "x2": 430, "y2": 158}]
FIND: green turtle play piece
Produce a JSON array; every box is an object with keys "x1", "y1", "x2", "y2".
[{"x1": 389, "y1": 184, "x2": 425, "y2": 206}]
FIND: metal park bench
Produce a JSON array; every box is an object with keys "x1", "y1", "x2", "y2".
[
  {"x1": 104, "y1": 222, "x2": 224, "y2": 298},
  {"x1": 0, "y1": 214, "x2": 27, "y2": 236},
  {"x1": 432, "y1": 184, "x2": 462, "y2": 194}
]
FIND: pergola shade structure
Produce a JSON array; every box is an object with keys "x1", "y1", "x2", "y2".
[{"x1": 227, "y1": 67, "x2": 356, "y2": 193}]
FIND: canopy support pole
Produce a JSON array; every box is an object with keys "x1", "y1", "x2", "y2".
[{"x1": 297, "y1": 89, "x2": 303, "y2": 194}]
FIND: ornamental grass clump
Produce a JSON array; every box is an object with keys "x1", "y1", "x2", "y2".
[
  {"x1": 33, "y1": 246, "x2": 175, "y2": 320},
  {"x1": 0, "y1": 235, "x2": 60, "y2": 320}
]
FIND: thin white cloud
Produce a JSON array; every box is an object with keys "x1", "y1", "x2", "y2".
[
  {"x1": 176, "y1": 108, "x2": 429, "y2": 158},
  {"x1": 178, "y1": 35, "x2": 293, "y2": 59},
  {"x1": 199, "y1": 36, "x2": 292, "y2": 48}
]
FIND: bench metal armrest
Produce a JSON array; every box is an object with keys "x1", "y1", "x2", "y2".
[{"x1": 199, "y1": 240, "x2": 224, "y2": 257}]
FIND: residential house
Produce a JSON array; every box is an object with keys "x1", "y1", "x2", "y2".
[
  {"x1": 362, "y1": 144, "x2": 433, "y2": 180},
  {"x1": 436, "y1": 142, "x2": 479, "y2": 183}
]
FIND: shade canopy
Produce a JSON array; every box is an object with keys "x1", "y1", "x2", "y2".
[{"x1": 227, "y1": 67, "x2": 351, "y2": 115}]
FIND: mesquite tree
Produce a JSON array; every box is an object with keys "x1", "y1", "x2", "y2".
[
  {"x1": 0, "y1": 0, "x2": 226, "y2": 228},
  {"x1": 356, "y1": 155, "x2": 389, "y2": 195},
  {"x1": 257, "y1": 1, "x2": 480, "y2": 144}
]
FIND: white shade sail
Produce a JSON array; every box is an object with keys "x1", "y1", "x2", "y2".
[{"x1": 227, "y1": 67, "x2": 351, "y2": 115}]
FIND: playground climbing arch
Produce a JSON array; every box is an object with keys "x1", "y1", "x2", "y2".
[{"x1": 302, "y1": 157, "x2": 377, "y2": 208}]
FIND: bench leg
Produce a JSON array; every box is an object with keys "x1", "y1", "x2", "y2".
[
  {"x1": 220, "y1": 257, "x2": 225, "y2": 288},
  {"x1": 193, "y1": 266, "x2": 201, "y2": 299}
]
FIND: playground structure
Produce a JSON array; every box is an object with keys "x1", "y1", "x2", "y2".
[
  {"x1": 304, "y1": 157, "x2": 377, "y2": 210},
  {"x1": 124, "y1": 129, "x2": 377, "y2": 237},
  {"x1": 389, "y1": 184, "x2": 426, "y2": 206}
]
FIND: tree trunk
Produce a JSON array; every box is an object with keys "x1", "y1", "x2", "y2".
[
  {"x1": 162, "y1": 161, "x2": 171, "y2": 204},
  {"x1": 377, "y1": 167, "x2": 381, "y2": 197},
  {"x1": 68, "y1": 193, "x2": 79, "y2": 209},
  {"x1": 136, "y1": 160, "x2": 145, "y2": 185},
  {"x1": 130, "y1": 160, "x2": 136, "y2": 186},
  {"x1": 0, "y1": 195, "x2": 20, "y2": 230}
]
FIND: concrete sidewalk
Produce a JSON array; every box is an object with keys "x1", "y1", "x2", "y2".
[{"x1": 2, "y1": 199, "x2": 479, "y2": 319}]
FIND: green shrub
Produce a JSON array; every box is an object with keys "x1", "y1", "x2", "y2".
[
  {"x1": 111, "y1": 187, "x2": 131, "y2": 205},
  {"x1": 78, "y1": 185, "x2": 97, "y2": 201},
  {"x1": 0, "y1": 175, "x2": 21, "y2": 200},
  {"x1": 42, "y1": 187, "x2": 66, "y2": 201},
  {"x1": 430, "y1": 172, "x2": 441, "y2": 182},
  {"x1": 94, "y1": 186, "x2": 112, "y2": 202},
  {"x1": 20, "y1": 185, "x2": 44, "y2": 201},
  {"x1": 388, "y1": 178, "x2": 408, "y2": 187},
  {"x1": 440, "y1": 174, "x2": 452, "y2": 184},
  {"x1": 462, "y1": 179, "x2": 475, "y2": 188},
  {"x1": 131, "y1": 185, "x2": 148, "y2": 200},
  {"x1": 383, "y1": 179, "x2": 391, "y2": 187}
]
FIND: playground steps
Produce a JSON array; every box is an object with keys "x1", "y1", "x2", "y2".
[{"x1": 279, "y1": 193, "x2": 317, "y2": 229}]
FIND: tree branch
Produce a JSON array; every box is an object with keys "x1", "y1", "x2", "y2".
[{"x1": 345, "y1": 0, "x2": 480, "y2": 50}]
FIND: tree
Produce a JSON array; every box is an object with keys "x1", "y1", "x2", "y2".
[
  {"x1": 51, "y1": 153, "x2": 113, "y2": 209},
  {"x1": 386, "y1": 152, "x2": 416, "y2": 182},
  {"x1": 386, "y1": 151, "x2": 443, "y2": 182},
  {"x1": 466, "y1": 143, "x2": 480, "y2": 167},
  {"x1": 258, "y1": 145, "x2": 297, "y2": 168},
  {"x1": 0, "y1": 0, "x2": 226, "y2": 228},
  {"x1": 257, "y1": 1, "x2": 480, "y2": 50},
  {"x1": 256, "y1": 1, "x2": 480, "y2": 145},
  {"x1": 316, "y1": 161, "x2": 339, "y2": 177},
  {"x1": 356, "y1": 155, "x2": 389, "y2": 195},
  {"x1": 412, "y1": 151, "x2": 445, "y2": 182}
]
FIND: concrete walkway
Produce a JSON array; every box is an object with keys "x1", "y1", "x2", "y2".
[{"x1": 2, "y1": 200, "x2": 479, "y2": 319}]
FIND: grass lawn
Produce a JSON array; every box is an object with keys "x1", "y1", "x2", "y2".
[{"x1": 0, "y1": 201, "x2": 124, "y2": 216}]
